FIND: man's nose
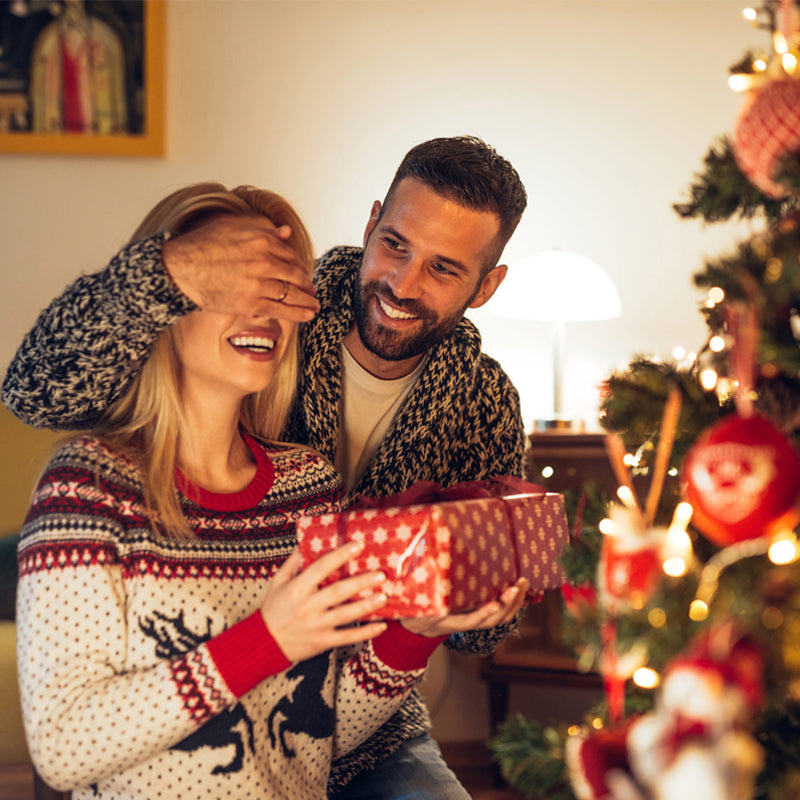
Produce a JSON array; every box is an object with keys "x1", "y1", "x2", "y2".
[{"x1": 387, "y1": 258, "x2": 425, "y2": 299}]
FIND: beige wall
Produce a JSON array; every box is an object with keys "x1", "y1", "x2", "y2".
[{"x1": 0, "y1": 0, "x2": 761, "y2": 741}]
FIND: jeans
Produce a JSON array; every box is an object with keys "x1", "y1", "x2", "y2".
[{"x1": 330, "y1": 733, "x2": 471, "y2": 800}]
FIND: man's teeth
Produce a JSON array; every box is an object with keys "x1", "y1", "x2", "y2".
[
  {"x1": 378, "y1": 297, "x2": 416, "y2": 320},
  {"x1": 229, "y1": 335, "x2": 276, "y2": 352}
]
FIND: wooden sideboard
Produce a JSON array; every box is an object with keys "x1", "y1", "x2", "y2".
[{"x1": 482, "y1": 431, "x2": 613, "y2": 781}]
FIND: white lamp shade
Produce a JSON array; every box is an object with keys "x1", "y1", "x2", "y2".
[{"x1": 489, "y1": 250, "x2": 622, "y2": 322}]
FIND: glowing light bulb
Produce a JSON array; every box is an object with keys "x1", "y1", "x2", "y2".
[
  {"x1": 783, "y1": 52, "x2": 798, "y2": 72},
  {"x1": 567, "y1": 725, "x2": 582, "y2": 736},
  {"x1": 591, "y1": 717, "x2": 604, "y2": 730},
  {"x1": 709, "y1": 335, "x2": 726, "y2": 352},
  {"x1": 672, "y1": 502, "x2": 693, "y2": 528},
  {"x1": 708, "y1": 287, "x2": 725, "y2": 304},
  {"x1": 672, "y1": 345, "x2": 687, "y2": 361},
  {"x1": 742, "y1": 7, "x2": 757, "y2": 21},
  {"x1": 689, "y1": 599, "x2": 709, "y2": 621},
  {"x1": 754, "y1": 57, "x2": 768, "y2": 71},
  {"x1": 599, "y1": 518, "x2": 616, "y2": 535},
  {"x1": 769, "y1": 531, "x2": 798, "y2": 565},
  {"x1": 633, "y1": 667, "x2": 660, "y2": 689},
  {"x1": 700, "y1": 369, "x2": 718, "y2": 390},
  {"x1": 648, "y1": 608, "x2": 666, "y2": 628},
  {"x1": 541, "y1": 465, "x2": 554, "y2": 479},
  {"x1": 623, "y1": 453, "x2": 637, "y2": 467},
  {"x1": 729, "y1": 73, "x2": 754, "y2": 92},
  {"x1": 775, "y1": 32, "x2": 788, "y2": 54},
  {"x1": 663, "y1": 557, "x2": 687, "y2": 577}
]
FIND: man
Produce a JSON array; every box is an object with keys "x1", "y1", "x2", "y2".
[{"x1": 3, "y1": 136, "x2": 529, "y2": 799}]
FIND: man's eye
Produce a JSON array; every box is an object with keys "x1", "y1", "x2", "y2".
[
  {"x1": 433, "y1": 262, "x2": 456, "y2": 277},
  {"x1": 383, "y1": 236, "x2": 402, "y2": 251}
]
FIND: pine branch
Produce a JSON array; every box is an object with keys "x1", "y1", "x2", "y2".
[{"x1": 672, "y1": 136, "x2": 796, "y2": 224}]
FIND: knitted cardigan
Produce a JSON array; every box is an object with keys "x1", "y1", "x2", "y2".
[
  {"x1": 17, "y1": 434, "x2": 440, "y2": 799},
  {"x1": 2, "y1": 236, "x2": 527, "y2": 791}
]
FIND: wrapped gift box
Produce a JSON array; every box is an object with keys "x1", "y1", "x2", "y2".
[{"x1": 296, "y1": 484, "x2": 569, "y2": 618}]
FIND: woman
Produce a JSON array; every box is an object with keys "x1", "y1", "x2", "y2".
[{"x1": 15, "y1": 184, "x2": 445, "y2": 799}]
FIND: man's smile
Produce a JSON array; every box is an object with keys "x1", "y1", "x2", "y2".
[{"x1": 377, "y1": 296, "x2": 419, "y2": 321}]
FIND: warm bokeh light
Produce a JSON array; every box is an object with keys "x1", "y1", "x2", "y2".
[
  {"x1": 700, "y1": 369, "x2": 718, "y2": 390},
  {"x1": 648, "y1": 608, "x2": 666, "y2": 628},
  {"x1": 689, "y1": 599, "x2": 709, "y2": 621},
  {"x1": 663, "y1": 556, "x2": 688, "y2": 577},
  {"x1": 633, "y1": 667, "x2": 660, "y2": 689},
  {"x1": 769, "y1": 531, "x2": 799, "y2": 565},
  {"x1": 709, "y1": 335, "x2": 726, "y2": 352}
]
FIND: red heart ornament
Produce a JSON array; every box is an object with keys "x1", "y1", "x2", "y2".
[{"x1": 682, "y1": 414, "x2": 800, "y2": 546}]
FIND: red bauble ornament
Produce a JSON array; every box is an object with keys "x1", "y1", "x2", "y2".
[
  {"x1": 682, "y1": 413, "x2": 800, "y2": 546},
  {"x1": 733, "y1": 77, "x2": 800, "y2": 199}
]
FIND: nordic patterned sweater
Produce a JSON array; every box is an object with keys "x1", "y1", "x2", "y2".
[
  {"x1": 16, "y1": 434, "x2": 441, "y2": 799},
  {"x1": 2, "y1": 236, "x2": 527, "y2": 791}
]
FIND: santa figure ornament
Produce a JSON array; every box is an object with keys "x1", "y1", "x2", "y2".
[{"x1": 681, "y1": 413, "x2": 800, "y2": 547}]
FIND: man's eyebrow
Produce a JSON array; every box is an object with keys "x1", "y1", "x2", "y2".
[{"x1": 380, "y1": 225, "x2": 470, "y2": 274}]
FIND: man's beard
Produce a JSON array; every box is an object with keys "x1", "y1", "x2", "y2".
[{"x1": 352, "y1": 280, "x2": 469, "y2": 362}]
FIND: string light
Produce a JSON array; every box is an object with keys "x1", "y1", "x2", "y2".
[
  {"x1": 754, "y1": 56, "x2": 768, "y2": 70},
  {"x1": 633, "y1": 667, "x2": 660, "y2": 689},
  {"x1": 729, "y1": 73, "x2": 756, "y2": 92},
  {"x1": 708, "y1": 286, "x2": 725, "y2": 305},
  {"x1": 648, "y1": 608, "x2": 667, "y2": 628},
  {"x1": 689, "y1": 599, "x2": 709, "y2": 621},
  {"x1": 709, "y1": 335, "x2": 726, "y2": 352},
  {"x1": 769, "y1": 530, "x2": 799, "y2": 565},
  {"x1": 783, "y1": 51, "x2": 798, "y2": 72},
  {"x1": 599, "y1": 517, "x2": 616, "y2": 535},
  {"x1": 742, "y1": 6, "x2": 758, "y2": 21},
  {"x1": 662, "y1": 502, "x2": 694, "y2": 577},
  {"x1": 700, "y1": 368, "x2": 719, "y2": 390}
]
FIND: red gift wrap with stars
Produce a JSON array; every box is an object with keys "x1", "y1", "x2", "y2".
[{"x1": 296, "y1": 478, "x2": 570, "y2": 619}]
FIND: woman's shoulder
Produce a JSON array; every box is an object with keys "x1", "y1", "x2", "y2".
[
  {"x1": 248, "y1": 437, "x2": 344, "y2": 504},
  {"x1": 42, "y1": 434, "x2": 142, "y2": 487}
]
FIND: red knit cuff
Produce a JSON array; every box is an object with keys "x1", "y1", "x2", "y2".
[
  {"x1": 371, "y1": 621, "x2": 447, "y2": 670},
  {"x1": 207, "y1": 611, "x2": 291, "y2": 698}
]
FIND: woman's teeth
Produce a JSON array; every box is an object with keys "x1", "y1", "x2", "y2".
[
  {"x1": 229, "y1": 335, "x2": 276, "y2": 352},
  {"x1": 378, "y1": 297, "x2": 416, "y2": 320}
]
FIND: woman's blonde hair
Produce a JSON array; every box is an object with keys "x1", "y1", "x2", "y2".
[{"x1": 95, "y1": 183, "x2": 314, "y2": 538}]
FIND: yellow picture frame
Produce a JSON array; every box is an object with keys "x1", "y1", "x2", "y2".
[{"x1": 0, "y1": 0, "x2": 165, "y2": 157}]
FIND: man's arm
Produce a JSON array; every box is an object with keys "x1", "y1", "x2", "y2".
[
  {"x1": 2, "y1": 234, "x2": 192, "y2": 429},
  {"x1": 3, "y1": 218, "x2": 320, "y2": 430}
]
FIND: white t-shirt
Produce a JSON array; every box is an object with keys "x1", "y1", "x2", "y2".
[{"x1": 335, "y1": 343, "x2": 427, "y2": 490}]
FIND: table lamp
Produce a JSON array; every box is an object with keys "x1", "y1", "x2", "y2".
[{"x1": 489, "y1": 250, "x2": 621, "y2": 430}]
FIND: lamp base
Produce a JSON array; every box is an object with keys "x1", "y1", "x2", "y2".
[{"x1": 532, "y1": 418, "x2": 586, "y2": 433}]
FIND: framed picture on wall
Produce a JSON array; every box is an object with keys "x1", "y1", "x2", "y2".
[{"x1": 0, "y1": 0, "x2": 164, "y2": 157}]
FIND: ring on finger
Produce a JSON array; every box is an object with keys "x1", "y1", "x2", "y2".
[{"x1": 275, "y1": 279, "x2": 290, "y2": 303}]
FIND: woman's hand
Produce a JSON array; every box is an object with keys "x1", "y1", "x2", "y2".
[
  {"x1": 260, "y1": 543, "x2": 388, "y2": 662},
  {"x1": 399, "y1": 577, "x2": 529, "y2": 638}
]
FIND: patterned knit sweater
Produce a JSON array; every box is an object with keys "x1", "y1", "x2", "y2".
[
  {"x1": 2, "y1": 236, "x2": 527, "y2": 791},
  {"x1": 16, "y1": 435, "x2": 441, "y2": 799}
]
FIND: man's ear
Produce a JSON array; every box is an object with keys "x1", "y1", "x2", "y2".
[
  {"x1": 469, "y1": 264, "x2": 508, "y2": 309},
  {"x1": 363, "y1": 201, "x2": 382, "y2": 247}
]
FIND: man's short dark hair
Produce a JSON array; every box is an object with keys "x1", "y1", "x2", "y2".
[{"x1": 382, "y1": 136, "x2": 528, "y2": 267}]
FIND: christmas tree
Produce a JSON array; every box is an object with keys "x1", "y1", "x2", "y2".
[{"x1": 490, "y1": 3, "x2": 800, "y2": 799}]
